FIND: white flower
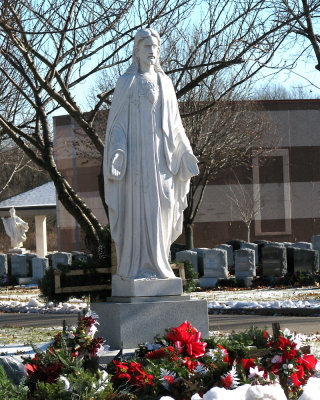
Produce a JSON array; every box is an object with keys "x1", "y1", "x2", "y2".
[
  {"x1": 160, "y1": 368, "x2": 178, "y2": 390},
  {"x1": 272, "y1": 355, "x2": 283, "y2": 363},
  {"x1": 288, "y1": 363, "x2": 294, "y2": 370},
  {"x1": 68, "y1": 331, "x2": 75, "y2": 340},
  {"x1": 248, "y1": 366, "x2": 264, "y2": 380},
  {"x1": 58, "y1": 376, "x2": 70, "y2": 390},
  {"x1": 95, "y1": 370, "x2": 109, "y2": 392},
  {"x1": 282, "y1": 364, "x2": 288, "y2": 370},
  {"x1": 206, "y1": 348, "x2": 219, "y2": 360},
  {"x1": 194, "y1": 362, "x2": 208, "y2": 375},
  {"x1": 145, "y1": 342, "x2": 162, "y2": 351}
]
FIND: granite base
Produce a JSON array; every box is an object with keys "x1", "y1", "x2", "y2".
[
  {"x1": 92, "y1": 299, "x2": 209, "y2": 349},
  {"x1": 112, "y1": 274, "x2": 183, "y2": 297}
]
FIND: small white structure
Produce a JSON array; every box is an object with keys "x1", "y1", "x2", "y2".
[
  {"x1": 0, "y1": 182, "x2": 56, "y2": 257},
  {"x1": 2, "y1": 207, "x2": 29, "y2": 250}
]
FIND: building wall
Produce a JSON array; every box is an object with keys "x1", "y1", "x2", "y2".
[{"x1": 53, "y1": 100, "x2": 320, "y2": 251}]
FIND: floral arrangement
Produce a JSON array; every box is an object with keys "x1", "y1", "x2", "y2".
[
  {"x1": 108, "y1": 321, "x2": 320, "y2": 400},
  {"x1": 3, "y1": 319, "x2": 319, "y2": 399},
  {"x1": 24, "y1": 312, "x2": 108, "y2": 396}
]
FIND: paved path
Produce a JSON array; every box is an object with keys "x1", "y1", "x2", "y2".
[
  {"x1": 1, "y1": 312, "x2": 320, "y2": 335},
  {"x1": 210, "y1": 314, "x2": 320, "y2": 335}
]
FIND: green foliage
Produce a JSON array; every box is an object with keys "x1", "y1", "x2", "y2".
[
  {"x1": 215, "y1": 278, "x2": 245, "y2": 288},
  {"x1": 33, "y1": 369, "x2": 113, "y2": 400},
  {"x1": 38, "y1": 266, "x2": 71, "y2": 303},
  {"x1": 0, "y1": 365, "x2": 29, "y2": 400},
  {"x1": 205, "y1": 325, "x2": 269, "y2": 359},
  {"x1": 183, "y1": 261, "x2": 199, "y2": 292}
]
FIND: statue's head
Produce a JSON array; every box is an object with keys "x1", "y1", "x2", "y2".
[
  {"x1": 128, "y1": 28, "x2": 164, "y2": 74},
  {"x1": 9, "y1": 207, "x2": 15, "y2": 217}
]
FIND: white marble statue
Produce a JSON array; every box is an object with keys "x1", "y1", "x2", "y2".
[
  {"x1": 1, "y1": 207, "x2": 29, "y2": 249},
  {"x1": 103, "y1": 28, "x2": 199, "y2": 283}
]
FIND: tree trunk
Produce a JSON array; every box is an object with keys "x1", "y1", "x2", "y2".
[
  {"x1": 247, "y1": 224, "x2": 251, "y2": 242},
  {"x1": 185, "y1": 222, "x2": 194, "y2": 249}
]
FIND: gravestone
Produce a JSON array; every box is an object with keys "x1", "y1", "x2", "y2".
[
  {"x1": 311, "y1": 235, "x2": 320, "y2": 255},
  {"x1": 226, "y1": 239, "x2": 244, "y2": 252},
  {"x1": 0, "y1": 254, "x2": 7, "y2": 275},
  {"x1": 26, "y1": 253, "x2": 38, "y2": 276},
  {"x1": 191, "y1": 248, "x2": 210, "y2": 277},
  {"x1": 170, "y1": 243, "x2": 187, "y2": 262},
  {"x1": 286, "y1": 246, "x2": 295, "y2": 274},
  {"x1": 175, "y1": 250, "x2": 198, "y2": 273},
  {"x1": 292, "y1": 242, "x2": 312, "y2": 250},
  {"x1": 293, "y1": 248, "x2": 319, "y2": 274},
  {"x1": 235, "y1": 249, "x2": 256, "y2": 287},
  {"x1": 72, "y1": 252, "x2": 93, "y2": 265},
  {"x1": 199, "y1": 249, "x2": 228, "y2": 288},
  {"x1": 253, "y1": 240, "x2": 270, "y2": 265},
  {"x1": 32, "y1": 257, "x2": 49, "y2": 281},
  {"x1": 264, "y1": 242, "x2": 285, "y2": 248},
  {"x1": 215, "y1": 244, "x2": 234, "y2": 267},
  {"x1": 11, "y1": 254, "x2": 28, "y2": 277},
  {"x1": 240, "y1": 242, "x2": 258, "y2": 266},
  {"x1": 52, "y1": 252, "x2": 72, "y2": 269},
  {"x1": 262, "y1": 246, "x2": 287, "y2": 277}
]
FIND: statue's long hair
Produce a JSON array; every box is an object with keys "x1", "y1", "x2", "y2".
[{"x1": 126, "y1": 28, "x2": 165, "y2": 74}]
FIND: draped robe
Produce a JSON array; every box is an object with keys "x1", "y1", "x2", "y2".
[{"x1": 103, "y1": 71, "x2": 198, "y2": 280}]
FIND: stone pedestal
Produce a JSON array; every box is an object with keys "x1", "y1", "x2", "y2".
[
  {"x1": 111, "y1": 275, "x2": 183, "y2": 297},
  {"x1": 92, "y1": 298, "x2": 209, "y2": 349}
]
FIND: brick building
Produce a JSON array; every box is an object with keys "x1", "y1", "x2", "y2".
[{"x1": 53, "y1": 99, "x2": 320, "y2": 251}]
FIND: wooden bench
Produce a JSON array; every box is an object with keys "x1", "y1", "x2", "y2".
[{"x1": 54, "y1": 267, "x2": 112, "y2": 294}]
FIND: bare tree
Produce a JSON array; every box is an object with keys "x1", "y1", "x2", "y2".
[
  {"x1": 0, "y1": 0, "x2": 315, "y2": 256},
  {"x1": 181, "y1": 96, "x2": 276, "y2": 248},
  {"x1": 227, "y1": 174, "x2": 262, "y2": 242}
]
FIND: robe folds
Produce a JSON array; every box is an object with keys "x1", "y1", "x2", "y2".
[{"x1": 103, "y1": 71, "x2": 198, "y2": 279}]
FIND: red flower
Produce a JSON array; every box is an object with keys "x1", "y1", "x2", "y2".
[
  {"x1": 241, "y1": 358, "x2": 256, "y2": 370},
  {"x1": 146, "y1": 348, "x2": 166, "y2": 359},
  {"x1": 290, "y1": 371, "x2": 302, "y2": 387},
  {"x1": 183, "y1": 356, "x2": 198, "y2": 372},
  {"x1": 221, "y1": 373, "x2": 232, "y2": 388},
  {"x1": 166, "y1": 321, "x2": 207, "y2": 359},
  {"x1": 301, "y1": 354, "x2": 318, "y2": 371}
]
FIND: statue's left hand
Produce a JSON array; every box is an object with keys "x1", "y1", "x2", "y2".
[{"x1": 182, "y1": 153, "x2": 199, "y2": 176}]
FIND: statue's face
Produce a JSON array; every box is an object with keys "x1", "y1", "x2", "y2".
[{"x1": 136, "y1": 36, "x2": 159, "y2": 67}]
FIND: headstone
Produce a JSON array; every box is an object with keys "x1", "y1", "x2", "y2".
[
  {"x1": 286, "y1": 246, "x2": 295, "y2": 274},
  {"x1": 235, "y1": 249, "x2": 256, "y2": 277},
  {"x1": 170, "y1": 243, "x2": 187, "y2": 261},
  {"x1": 226, "y1": 239, "x2": 244, "y2": 252},
  {"x1": 253, "y1": 240, "x2": 270, "y2": 265},
  {"x1": 293, "y1": 248, "x2": 319, "y2": 274},
  {"x1": 32, "y1": 257, "x2": 49, "y2": 281},
  {"x1": 240, "y1": 242, "x2": 258, "y2": 266},
  {"x1": 311, "y1": 235, "x2": 320, "y2": 255},
  {"x1": 191, "y1": 248, "x2": 210, "y2": 277},
  {"x1": 292, "y1": 242, "x2": 312, "y2": 250},
  {"x1": 199, "y1": 249, "x2": 228, "y2": 288},
  {"x1": 52, "y1": 252, "x2": 72, "y2": 269},
  {"x1": 215, "y1": 244, "x2": 234, "y2": 266},
  {"x1": 10, "y1": 254, "x2": 28, "y2": 277},
  {"x1": 72, "y1": 252, "x2": 93, "y2": 265},
  {"x1": 175, "y1": 250, "x2": 198, "y2": 273},
  {"x1": 0, "y1": 254, "x2": 7, "y2": 275},
  {"x1": 264, "y1": 242, "x2": 285, "y2": 248},
  {"x1": 25, "y1": 253, "x2": 38, "y2": 276},
  {"x1": 262, "y1": 246, "x2": 287, "y2": 277}
]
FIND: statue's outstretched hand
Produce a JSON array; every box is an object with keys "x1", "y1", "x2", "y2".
[
  {"x1": 111, "y1": 151, "x2": 125, "y2": 179},
  {"x1": 182, "y1": 152, "x2": 199, "y2": 176}
]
